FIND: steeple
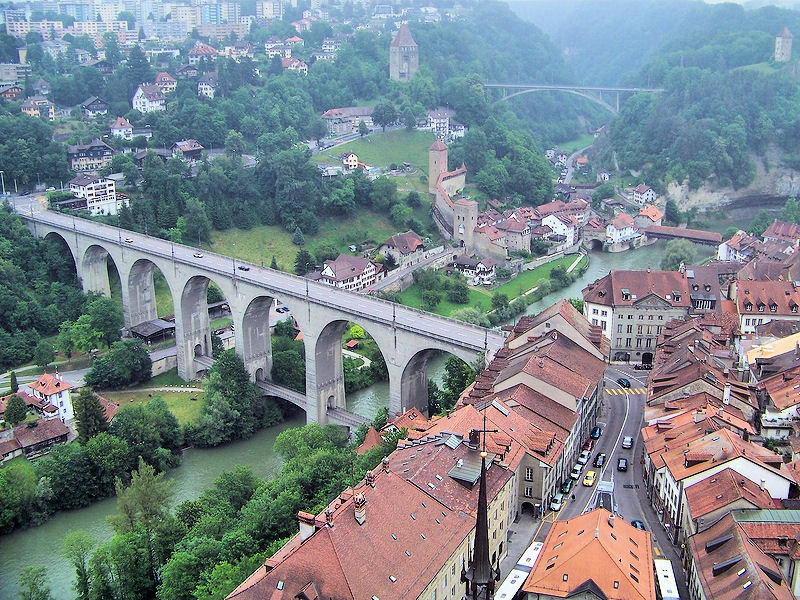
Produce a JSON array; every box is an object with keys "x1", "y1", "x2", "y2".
[{"x1": 461, "y1": 450, "x2": 499, "y2": 600}]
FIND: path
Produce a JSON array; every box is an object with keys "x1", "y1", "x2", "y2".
[
  {"x1": 563, "y1": 145, "x2": 593, "y2": 184},
  {"x1": 565, "y1": 252, "x2": 585, "y2": 274},
  {"x1": 343, "y1": 349, "x2": 372, "y2": 369}
]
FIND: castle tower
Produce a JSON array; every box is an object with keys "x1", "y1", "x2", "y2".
[
  {"x1": 454, "y1": 198, "x2": 478, "y2": 252},
  {"x1": 428, "y1": 140, "x2": 448, "y2": 193},
  {"x1": 389, "y1": 24, "x2": 418, "y2": 82},
  {"x1": 776, "y1": 27, "x2": 793, "y2": 63}
]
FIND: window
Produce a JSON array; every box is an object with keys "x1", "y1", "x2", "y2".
[
  {"x1": 524, "y1": 487, "x2": 533, "y2": 498},
  {"x1": 770, "y1": 304, "x2": 777, "y2": 312},
  {"x1": 646, "y1": 338, "x2": 653, "y2": 348},
  {"x1": 626, "y1": 338, "x2": 631, "y2": 347},
  {"x1": 601, "y1": 320, "x2": 606, "y2": 330},
  {"x1": 639, "y1": 315, "x2": 644, "y2": 320},
  {"x1": 648, "y1": 315, "x2": 653, "y2": 320},
  {"x1": 601, "y1": 310, "x2": 607, "y2": 316},
  {"x1": 592, "y1": 308, "x2": 598, "y2": 315},
  {"x1": 616, "y1": 338, "x2": 622, "y2": 347},
  {"x1": 637, "y1": 325, "x2": 643, "y2": 334},
  {"x1": 451, "y1": 564, "x2": 455, "y2": 576},
  {"x1": 626, "y1": 324, "x2": 632, "y2": 333},
  {"x1": 658, "y1": 315, "x2": 663, "y2": 320},
  {"x1": 745, "y1": 303, "x2": 752, "y2": 311},
  {"x1": 636, "y1": 338, "x2": 642, "y2": 348},
  {"x1": 745, "y1": 318, "x2": 750, "y2": 326},
  {"x1": 592, "y1": 318, "x2": 598, "y2": 326},
  {"x1": 443, "y1": 574, "x2": 447, "y2": 589},
  {"x1": 525, "y1": 467, "x2": 534, "y2": 481},
  {"x1": 758, "y1": 304, "x2": 765, "y2": 312},
  {"x1": 647, "y1": 326, "x2": 653, "y2": 335},
  {"x1": 793, "y1": 305, "x2": 798, "y2": 313},
  {"x1": 628, "y1": 314, "x2": 633, "y2": 319},
  {"x1": 617, "y1": 324, "x2": 623, "y2": 333}
]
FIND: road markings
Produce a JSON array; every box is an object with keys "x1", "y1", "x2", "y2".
[
  {"x1": 654, "y1": 546, "x2": 661, "y2": 557},
  {"x1": 606, "y1": 387, "x2": 646, "y2": 395}
]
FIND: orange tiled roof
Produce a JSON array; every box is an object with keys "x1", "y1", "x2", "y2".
[
  {"x1": 29, "y1": 373, "x2": 73, "y2": 397},
  {"x1": 685, "y1": 467, "x2": 776, "y2": 522}
]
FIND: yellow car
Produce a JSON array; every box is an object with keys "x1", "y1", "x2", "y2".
[{"x1": 582, "y1": 470, "x2": 597, "y2": 487}]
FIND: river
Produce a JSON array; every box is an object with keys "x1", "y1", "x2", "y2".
[{"x1": 0, "y1": 241, "x2": 707, "y2": 599}]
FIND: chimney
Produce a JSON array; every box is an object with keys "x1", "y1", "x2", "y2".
[
  {"x1": 469, "y1": 428, "x2": 481, "y2": 448},
  {"x1": 298, "y1": 511, "x2": 316, "y2": 542},
  {"x1": 552, "y1": 331, "x2": 558, "y2": 340},
  {"x1": 366, "y1": 471, "x2": 376, "y2": 487},
  {"x1": 325, "y1": 508, "x2": 335, "y2": 527},
  {"x1": 382, "y1": 457, "x2": 390, "y2": 472},
  {"x1": 608, "y1": 513, "x2": 615, "y2": 527},
  {"x1": 723, "y1": 382, "x2": 731, "y2": 405},
  {"x1": 353, "y1": 493, "x2": 366, "y2": 525},
  {"x1": 760, "y1": 479, "x2": 766, "y2": 491}
]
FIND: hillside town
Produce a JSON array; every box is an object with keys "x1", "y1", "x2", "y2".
[{"x1": 3, "y1": 2, "x2": 800, "y2": 600}]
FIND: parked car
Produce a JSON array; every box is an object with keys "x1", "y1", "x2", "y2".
[
  {"x1": 237, "y1": 265, "x2": 250, "y2": 271},
  {"x1": 577, "y1": 450, "x2": 590, "y2": 465},
  {"x1": 569, "y1": 464, "x2": 582, "y2": 480},
  {"x1": 617, "y1": 458, "x2": 628, "y2": 471},
  {"x1": 561, "y1": 479, "x2": 574, "y2": 494},
  {"x1": 593, "y1": 453, "x2": 606, "y2": 468},
  {"x1": 124, "y1": 237, "x2": 134, "y2": 243},
  {"x1": 549, "y1": 493, "x2": 564, "y2": 512},
  {"x1": 622, "y1": 436, "x2": 633, "y2": 449},
  {"x1": 590, "y1": 426, "x2": 602, "y2": 439},
  {"x1": 582, "y1": 470, "x2": 597, "y2": 487},
  {"x1": 583, "y1": 438, "x2": 594, "y2": 451},
  {"x1": 617, "y1": 377, "x2": 631, "y2": 388},
  {"x1": 193, "y1": 251, "x2": 204, "y2": 258},
  {"x1": 631, "y1": 520, "x2": 646, "y2": 531},
  {"x1": 276, "y1": 306, "x2": 290, "y2": 313}
]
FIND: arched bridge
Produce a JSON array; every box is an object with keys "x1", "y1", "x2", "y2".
[
  {"x1": 19, "y1": 206, "x2": 506, "y2": 427},
  {"x1": 484, "y1": 83, "x2": 664, "y2": 114}
]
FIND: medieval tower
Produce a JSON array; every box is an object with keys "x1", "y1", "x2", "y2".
[
  {"x1": 428, "y1": 140, "x2": 447, "y2": 193},
  {"x1": 389, "y1": 24, "x2": 419, "y2": 82},
  {"x1": 776, "y1": 27, "x2": 793, "y2": 62}
]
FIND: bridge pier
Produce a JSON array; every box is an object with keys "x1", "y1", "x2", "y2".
[
  {"x1": 81, "y1": 245, "x2": 111, "y2": 297},
  {"x1": 238, "y1": 296, "x2": 273, "y2": 383},
  {"x1": 124, "y1": 259, "x2": 159, "y2": 328},
  {"x1": 176, "y1": 276, "x2": 213, "y2": 380}
]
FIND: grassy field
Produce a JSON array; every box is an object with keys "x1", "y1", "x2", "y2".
[
  {"x1": 556, "y1": 134, "x2": 595, "y2": 154},
  {"x1": 102, "y1": 390, "x2": 203, "y2": 425},
  {"x1": 129, "y1": 368, "x2": 189, "y2": 389},
  {"x1": 209, "y1": 210, "x2": 405, "y2": 272},
  {"x1": 495, "y1": 255, "x2": 586, "y2": 298},
  {"x1": 108, "y1": 260, "x2": 174, "y2": 317},
  {"x1": 396, "y1": 285, "x2": 493, "y2": 317},
  {"x1": 313, "y1": 130, "x2": 436, "y2": 170}
]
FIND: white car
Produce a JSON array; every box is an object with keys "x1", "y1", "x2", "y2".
[
  {"x1": 577, "y1": 450, "x2": 590, "y2": 465},
  {"x1": 622, "y1": 436, "x2": 633, "y2": 449},
  {"x1": 569, "y1": 464, "x2": 582, "y2": 480},
  {"x1": 549, "y1": 493, "x2": 564, "y2": 512}
]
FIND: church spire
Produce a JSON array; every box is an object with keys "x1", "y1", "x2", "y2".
[{"x1": 461, "y1": 450, "x2": 499, "y2": 600}]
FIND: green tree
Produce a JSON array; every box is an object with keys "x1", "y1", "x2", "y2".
[
  {"x1": 73, "y1": 387, "x2": 108, "y2": 444},
  {"x1": 18, "y1": 565, "x2": 53, "y2": 600},
  {"x1": 62, "y1": 530, "x2": 94, "y2": 600},
  {"x1": 224, "y1": 130, "x2": 245, "y2": 158},
  {"x1": 4, "y1": 393, "x2": 27, "y2": 425},
  {"x1": 9, "y1": 370, "x2": 18, "y2": 393},
  {"x1": 32, "y1": 341, "x2": 55, "y2": 368},
  {"x1": 405, "y1": 191, "x2": 421, "y2": 208},
  {"x1": 664, "y1": 199, "x2": 682, "y2": 226},
  {"x1": 781, "y1": 198, "x2": 800, "y2": 224},
  {"x1": 568, "y1": 298, "x2": 584, "y2": 313},
  {"x1": 371, "y1": 101, "x2": 397, "y2": 132},
  {"x1": 270, "y1": 256, "x2": 278, "y2": 270},
  {"x1": 84, "y1": 339, "x2": 151, "y2": 389},
  {"x1": 447, "y1": 278, "x2": 469, "y2": 304},
  {"x1": 660, "y1": 239, "x2": 698, "y2": 270},
  {"x1": 70, "y1": 314, "x2": 103, "y2": 353},
  {"x1": 421, "y1": 289, "x2": 442, "y2": 309},
  {"x1": 87, "y1": 296, "x2": 124, "y2": 348},
  {"x1": 372, "y1": 406, "x2": 389, "y2": 430},
  {"x1": 440, "y1": 357, "x2": 476, "y2": 412},
  {"x1": 294, "y1": 248, "x2": 313, "y2": 275},
  {"x1": 491, "y1": 293, "x2": 509, "y2": 312},
  {"x1": 292, "y1": 227, "x2": 305, "y2": 246},
  {"x1": 358, "y1": 120, "x2": 369, "y2": 136},
  {"x1": 56, "y1": 320, "x2": 76, "y2": 363},
  {"x1": 592, "y1": 182, "x2": 614, "y2": 201}
]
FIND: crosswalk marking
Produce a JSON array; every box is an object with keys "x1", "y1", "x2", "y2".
[{"x1": 605, "y1": 387, "x2": 647, "y2": 395}]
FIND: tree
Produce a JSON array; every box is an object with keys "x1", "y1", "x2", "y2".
[
  {"x1": 371, "y1": 101, "x2": 397, "y2": 132},
  {"x1": 660, "y1": 239, "x2": 698, "y2": 271},
  {"x1": 447, "y1": 278, "x2": 469, "y2": 304},
  {"x1": 103, "y1": 32, "x2": 122, "y2": 66},
  {"x1": 421, "y1": 289, "x2": 442, "y2": 309},
  {"x1": 294, "y1": 248, "x2": 313, "y2": 275},
  {"x1": 70, "y1": 315, "x2": 103, "y2": 353},
  {"x1": 63, "y1": 530, "x2": 94, "y2": 600},
  {"x1": 224, "y1": 130, "x2": 245, "y2": 158},
  {"x1": 4, "y1": 394, "x2": 27, "y2": 425},
  {"x1": 31, "y1": 340, "x2": 54, "y2": 368},
  {"x1": 56, "y1": 320, "x2": 75, "y2": 363},
  {"x1": 270, "y1": 256, "x2": 278, "y2": 270},
  {"x1": 18, "y1": 565, "x2": 53, "y2": 600},
  {"x1": 405, "y1": 191, "x2": 421, "y2": 208},
  {"x1": 592, "y1": 182, "x2": 614, "y2": 203},
  {"x1": 9, "y1": 370, "x2": 18, "y2": 393},
  {"x1": 781, "y1": 198, "x2": 800, "y2": 224},
  {"x1": 292, "y1": 227, "x2": 305, "y2": 246},
  {"x1": 568, "y1": 298, "x2": 584, "y2": 313},
  {"x1": 117, "y1": 11, "x2": 135, "y2": 29},
  {"x1": 85, "y1": 339, "x2": 152, "y2": 389},
  {"x1": 491, "y1": 293, "x2": 509, "y2": 312},
  {"x1": 73, "y1": 387, "x2": 108, "y2": 444},
  {"x1": 664, "y1": 199, "x2": 682, "y2": 226},
  {"x1": 440, "y1": 356, "x2": 476, "y2": 412},
  {"x1": 358, "y1": 120, "x2": 369, "y2": 136},
  {"x1": 308, "y1": 120, "x2": 328, "y2": 143},
  {"x1": 87, "y1": 296, "x2": 124, "y2": 348}
]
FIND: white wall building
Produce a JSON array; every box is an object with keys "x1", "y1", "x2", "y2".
[{"x1": 68, "y1": 175, "x2": 125, "y2": 216}]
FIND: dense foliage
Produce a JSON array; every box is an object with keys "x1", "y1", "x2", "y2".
[{"x1": 84, "y1": 338, "x2": 152, "y2": 389}]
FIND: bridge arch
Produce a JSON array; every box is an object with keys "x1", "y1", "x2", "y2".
[
  {"x1": 498, "y1": 88, "x2": 618, "y2": 114},
  {"x1": 81, "y1": 243, "x2": 120, "y2": 298},
  {"x1": 398, "y1": 346, "x2": 478, "y2": 416},
  {"x1": 177, "y1": 274, "x2": 236, "y2": 379},
  {"x1": 42, "y1": 231, "x2": 78, "y2": 281},
  {"x1": 125, "y1": 258, "x2": 177, "y2": 329}
]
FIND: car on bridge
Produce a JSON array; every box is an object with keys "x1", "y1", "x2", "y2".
[
  {"x1": 193, "y1": 251, "x2": 204, "y2": 258},
  {"x1": 617, "y1": 458, "x2": 628, "y2": 471},
  {"x1": 560, "y1": 479, "x2": 574, "y2": 494},
  {"x1": 590, "y1": 426, "x2": 602, "y2": 439},
  {"x1": 549, "y1": 493, "x2": 564, "y2": 512}
]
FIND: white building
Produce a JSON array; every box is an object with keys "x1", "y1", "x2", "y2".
[
  {"x1": 68, "y1": 175, "x2": 125, "y2": 216},
  {"x1": 310, "y1": 254, "x2": 385, "y2": 291},
  {"x1": 110, "y1": 116, "x2": 133, "y2": 140},
  {"x1": 605, "y1": 212, "x2": 640, "y2": 244},
  {"x1": 542, "y1": 213, "x2": 578, "y2": 247},
  {"x1": 632, "y1": 183, "x2": 656, "y2": 205},
  {"x1": 28, "y1": 373, "x2": 74, "y2": 422},
  {"x1": 132, "y1": 83, "x2": 165, "y2": 113}
]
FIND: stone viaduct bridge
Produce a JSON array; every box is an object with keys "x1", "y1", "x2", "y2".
[{"x1": 19, "y1": 207, "x2": 506, "y2": 427}]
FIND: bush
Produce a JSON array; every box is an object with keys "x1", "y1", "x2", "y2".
[{"x1": 84, "y1": 339, "x2": 151, "y2": 389}]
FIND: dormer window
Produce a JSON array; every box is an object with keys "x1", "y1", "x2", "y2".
[
  {"x1": 673, "y1": 292, "x2": 681, "y2": 302},
  {"x1": 745, "y1": 303, "x2": 752, "y2": 312},
  {"x1": 770, "y1": 303, "x2": 777, "y2": 313},
  {"x1": 758, "y1": 303, "x2": 765, "y2": 312},
  {"x1": 621, "y1": 288, "x2": 630, "y2": 301},
  {"x1": 793, "y1": 305, "x2": 798, "y2": 313}
]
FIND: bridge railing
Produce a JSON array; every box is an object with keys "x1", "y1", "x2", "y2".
[{"x1": 21, "y1": 210, "x2": 505, "y2": 352}]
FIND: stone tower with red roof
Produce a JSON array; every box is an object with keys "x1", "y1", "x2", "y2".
[
  {"x1": 429, "y1": 140, "x2": 448, "y2": 193},
  {"x1": 389, "y1": 24, "x2": 418, "y2": 81}
]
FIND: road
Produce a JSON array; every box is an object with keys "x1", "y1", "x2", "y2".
[
  {"x1": 536, "y1": 363, "x2": 690, "y2": 598},
  {"x1": 369, "y1": 248, "x2": 446, "y2": 292},
  {"x1": 12, "y1": 199, "x2": 505, "y2": 356}
]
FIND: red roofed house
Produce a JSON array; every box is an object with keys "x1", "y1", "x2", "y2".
[
  {"x1": 378, "y1": 230, "x2": 425, "y2": 268},
  {"x1": 635, "y1": 204, "x2": 664, "y2": 228},
  {"x1": 606, "y1": 211, "x2": 641, "y2": 247},
  {"x1": 281, "y1": 57, "x2": 307, "y2": 75},
  {"x1": 522, "y1": 508, "x2": 656, "y2": 600},
  {"x1": 718, "y1": 230, "x2": 762, "y2": 262},
  {"x1": 28, "y1": 373, "x2": 74, "y2": 422},
  {"x1": 154, "y1": 71, "x2": 176, "y2": 94},
  {"x1": 321, "y1": 106, "x2": 374, "y2": 136},
  {"x1": 583, "y1": 269, "x2": 691, "y2": 363},
  {"x1": 132, "y1": 83, "x2": 165, "y2": 113},
  {"x1": 764, "y1": 219, "x2": 800, "y2": 245},
  {"x1": 732, "y1": 280, "x2": 800, "y2": 334},
  {"x1": 13, "y1": 418, "x2": 70, "y2": 457},
  {"x1": 110, "y1": 116, "x2": 133, "y2": 140},
  {"x1": 171, "y1": 139, "x2": 204, "y2": 162},
  {"x1": 188, "y1": 42, "x2": 218, "y2": 65},
  {"x1": 308, "y1": 254, "x2": 385, "y2": 291}
]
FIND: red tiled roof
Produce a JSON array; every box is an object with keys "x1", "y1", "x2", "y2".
[
  {"x1": 188, "y1": 43, "x2": 218, "y2": 56},
  {"x1": 355, "y1": 426, "x2": 382, "y2": 454},
  {"x1": 734, "y1": 280, "x2": 800, "y2": 317},
  {"x1": 381, "y1": 230, "x2": 424, "y2": 255},
  {"x1": 29, "y1": 373, "x2": 73, "y2": 397},
  {"x1": 583, "y1": 269, "x2": 691, "y2": 308},
  {"x1": 764, "y1": 220, "x2": 800, "y2": 243},
  {"x1": 685, "y1": 468, "x2": 776, "y2": 522},
  {"x1": 638, "y1": 204, "x2": 663, "y2": 221},
  {"x1": 13, "y1": 419, "x2": 69, "y2": 449}
]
